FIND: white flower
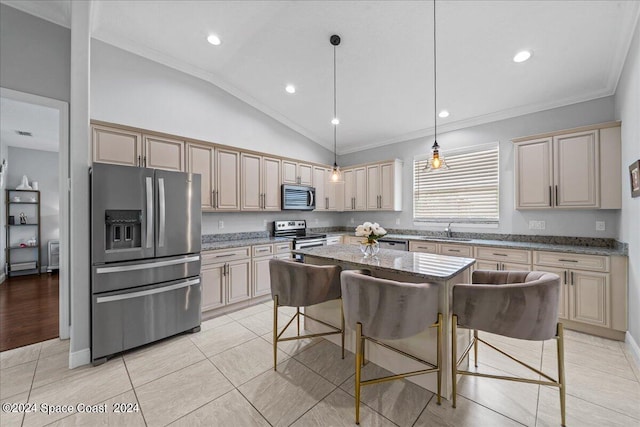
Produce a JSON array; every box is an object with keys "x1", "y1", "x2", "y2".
[
  {"x1": 377, "y1": 226, "x2": 387, "y2": 236},
  {"x1": 355, "y1": 222, "x2": 387, "y2": 239},
  {"x1": 355, "y1": 225, "x2": 366, "y2": 237}
]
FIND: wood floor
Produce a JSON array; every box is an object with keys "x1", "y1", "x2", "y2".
[{"x1": 0, "y1": 273, "x2": 59, "y2": 352}]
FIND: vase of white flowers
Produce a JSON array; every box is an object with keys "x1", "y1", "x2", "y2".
[{"x1": 355, "y1": 222, "x2": 387, "y2": 257}]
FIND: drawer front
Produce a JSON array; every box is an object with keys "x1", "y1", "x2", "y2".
[
  {"x1": 534, "y1": 251, "x2": 609, "y2": 272},
  {"x1": 326, "y1": 236, "x2": 342, "y2": 245},
  {"x1": 409, "y1": 241, "x2": 438, "y2": 253},
  {"x1": 439, "y1": 244, "x2": 473, "y2": 257},
  {"x1": 202, "y1": 247, "x2": 250, "y2": 264},
  {"x1": 345, "y1": 236, "x2": 362, "y2": 246},
  {"x1": 274, "y1": 242, "x2": 292, "y2": 254},
  {"x1": 274, "y1": 253, "x2": 292, "y2": 260},
  {"x1": 474, "y1": 246, "x2": 531, "y2": 264},
  {"x1": 253, "y1": 244, "x2": 274, "y2": 257}
]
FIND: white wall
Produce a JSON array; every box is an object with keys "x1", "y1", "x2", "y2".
[
  {"x1": 6, "y1": 147, "x2": 59, "y2": 267},
  {"x1": 0, "y1": 140, "x2": 7, "y2": 281},
  {"x1": 0, "y1": 4, "x2": 70, "y2": 102},
  {"x1": 338, "y1": 96, "x2": 620, "y2": 238},
  {"x1": 614, "y1": 18, "x2": 640, "y2": 348}
]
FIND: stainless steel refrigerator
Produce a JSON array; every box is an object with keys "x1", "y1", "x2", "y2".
[{"x1": 90, "y1": 163, "x2": 202, "y2": 365}]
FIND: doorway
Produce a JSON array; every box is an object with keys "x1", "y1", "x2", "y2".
[{"x1": 0, "y1": 87, "x2": 69, "y2": 351}]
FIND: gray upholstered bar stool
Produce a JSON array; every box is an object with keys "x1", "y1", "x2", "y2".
[
  {"x1": 341, "y1": 270, "x2": 442, "y2": 425},
  {"x1": 269, "y1": 258, "x2": 344, "y2": 371},
  {"x1": 451, "y1": 270, "x2": 566, "y2": 426}
]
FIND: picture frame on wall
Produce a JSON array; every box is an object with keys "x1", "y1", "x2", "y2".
[{"x1": 630, "y1": 160, "x2": 640, "y2": 198}]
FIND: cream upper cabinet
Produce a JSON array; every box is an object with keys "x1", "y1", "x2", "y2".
[
  {"x1": 241, "y1": 153, "x2": 281, "y2": 211},
  {"x1": 187, "y1": 144, "x2": 239, "y2": 211},
  {"x1": 515, "y1": 138, "x2": 553, "y2": 208},
  {"x1": 215, "y1": 148, "x2": 241, "y2": 211},
  {"x1": 343, "y1": 167, "x2": 367, "y2": 211},
  {"x1": 553, "y1": 130, "x2": 599, "y2": 208},
  {"x1": 365, "y1": 160, "x2": 402, "y2": 211},
  {"x1": 143, "y1": 134, "x2": 185, "y2": 172},
  {"x1": 282, "y1": 160, "x2": 313, "y2": 186},
  {"x1": 514, "y1": 122, "x2": 620, "y2": 210},
  {"x1": 92, "y1": 124, "x2": 143, "y2": 167},
  {"x1": 187, "y1": 143, "x2": 215, "y2": 209},
  {"x1": 92, "y1": 123, "x2": 184, "y2": 171},
  {"x1": 313, "y1": 166, "x2": 327, "y2": 211}
]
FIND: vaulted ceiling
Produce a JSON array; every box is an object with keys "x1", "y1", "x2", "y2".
[{"x1": 3, "y1": 1, "x2": 639, "y2": 154}]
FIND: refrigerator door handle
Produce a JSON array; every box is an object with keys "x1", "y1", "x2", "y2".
[
  {"x1": 96, "y1": 255, "x2": 200, "y2": 274},
  {"x1": 96, "y1": 278, "x2": 200, "y2": 303},
  {"x1": 145, "y1": 176, "x2": 153, "y2": 248},
  {"x1": 158, "y1": 177, "x2": 166, "y2": 248}
]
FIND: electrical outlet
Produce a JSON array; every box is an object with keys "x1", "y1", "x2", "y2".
[
  {"x1": 315, "y1": 218, "x2": 319, "y2": 224},
  {"x1": 350, "y1": 218, "x2": 355, "y2": 224},
  {"x1": 218, "y1": 220, "x2": 224, "y2": 229},
  {"x1": 596, "y1": 221, "x2": 605, "y2": 231},
  {"x1": 263, "y1": 219, "x2": 268, "y2": 227},
  {"x1": 396, "y1": 218, "x2": 401, "y2": 225},
  {"x1": 528, "y1": 220, "x2": 537, "y2": 230},
  {"x1": 538, "y1": 220, "x2": 545, "y2": 230}
]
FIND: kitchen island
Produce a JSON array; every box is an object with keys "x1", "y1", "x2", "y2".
[{"x1": 293, "y1": 244, "x2": 475, "y2": 398}]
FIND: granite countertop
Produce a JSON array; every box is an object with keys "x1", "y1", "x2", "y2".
[
  {"x1": 202, "y1": 231, "x2": 291, "y2": 251},
  {"x1": 294, "y1": 245, "x2": 475, "y2": 281},
  {"x1": 334, "y1": 232, "x2": 627, "y2": 256}
]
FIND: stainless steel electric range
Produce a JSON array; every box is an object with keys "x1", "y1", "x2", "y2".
[{"x1": 273, "y1": 220, "x2": 326, "y2": 260}]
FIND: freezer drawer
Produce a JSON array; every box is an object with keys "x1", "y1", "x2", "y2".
[
  {"x1": 91, "y1": 276, "x2": 201, "y2": 363},
  {"x1": 92, "y1": 254, "x2": 201, "y2": 294}
]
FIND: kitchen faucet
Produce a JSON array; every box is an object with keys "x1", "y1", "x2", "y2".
[{"x1": 445, "y1": 222, "x2": 452, "y2": 238}]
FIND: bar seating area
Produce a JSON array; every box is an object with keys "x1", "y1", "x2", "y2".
[{"x1": 270, "y1": 253, "x2": 567, "y2": 425}]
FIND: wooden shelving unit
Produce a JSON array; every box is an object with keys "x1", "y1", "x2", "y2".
[{"x1": 5, "y1": 189, "x2": 41, "y2": 277}]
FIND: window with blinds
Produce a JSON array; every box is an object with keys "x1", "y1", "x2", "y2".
[{"x1": 413, "y1": 142, "x2": 499, "y2": 222}]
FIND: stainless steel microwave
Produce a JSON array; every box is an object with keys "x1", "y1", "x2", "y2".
[{"x1": 281, "y1": 184, "x2": 316, "y2": 210}]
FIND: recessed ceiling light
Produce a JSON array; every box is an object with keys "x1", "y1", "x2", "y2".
[
  {"x1": 513, "y1": 50, "x2": 532, "y2": 63},
  {"x1": 331, "y1": 117, "x2": 340, "y2": 125},
  {"x1": 438, "y1": 110, "x2": 450, "y2": 118},
  {"x1": 207, "y1": 34, "x2": 221, "y2": 46},
  {"x1": 285, "y1": 85, "x2": 296, "y2": 94}
]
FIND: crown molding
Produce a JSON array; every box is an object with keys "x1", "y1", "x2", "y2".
[
  {"x1": 607, "y1": 2, "x2": 640, "y2": 94},
  {"x1": 1, "y1": 0, "x2": 70, "y2": 28}
]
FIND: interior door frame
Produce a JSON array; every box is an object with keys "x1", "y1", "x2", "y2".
[{"x1": 1, "y1": 87, "x2": 70, "y2": 340}]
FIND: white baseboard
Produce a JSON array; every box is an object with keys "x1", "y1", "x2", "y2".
[
  {"x1": 625, "y1": 331, "x2": 640, "y2": 369},
  {"x1": 69, "y1": 348, "x2": 91, "y2": 369},
  {"x1": 0, "y1": 272, "x2": 5, "y2": 284}
]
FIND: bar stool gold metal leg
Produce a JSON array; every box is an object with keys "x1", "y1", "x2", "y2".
[
  {"x1": 557, "y1": 323, "x2": 566, "y2": 427},
  {"x1": 273, "y1": 296, "x2": 278, "y2": 371},
  {"x1": 296, "y1": 307, "x2": 300, "y2": 336},
  {"x1": 473, "y1": 329, "x2": 479, "y2": 368},
  {"x1": 437, "y1": 313, "x2": 442, "y2": 405},
  {"x1": 355, "y1": 322, "x2": 363, "y2": 425},
  {"x1": 341, "y1": 303, "x2": 345, "y2": 359},
  {"x1": 452, "y1": 314, "x2": 458, "y2": 408}
]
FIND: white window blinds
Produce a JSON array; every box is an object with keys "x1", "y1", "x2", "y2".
[{"x1": 413, "y1": 143, "x2": 499, "y2": 222}]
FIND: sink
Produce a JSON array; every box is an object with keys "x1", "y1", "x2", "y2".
[{"x1": 423, "y1": 237, "x2": 472, "y2": 242}]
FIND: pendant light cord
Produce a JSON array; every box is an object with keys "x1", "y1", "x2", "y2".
[
  {"x1": 333, "y1": 42, "x2": 338, "y2": 165},
  {"x1": 433, "y1": 0, "x2": 437, "y2": 143}
]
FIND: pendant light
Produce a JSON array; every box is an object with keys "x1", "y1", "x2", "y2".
[
  {"x1": 330, "y1": 34, "x2": 342, "y2": 182},
  {"x1": 425, "y1": 0, "x2": 449, "y2": 171}
]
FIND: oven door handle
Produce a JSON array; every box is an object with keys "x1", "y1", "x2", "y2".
[{"x1": 96, "y1": 278, "x2": 200, "y2": 303}]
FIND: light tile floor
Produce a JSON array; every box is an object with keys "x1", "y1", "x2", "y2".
[{"x1": 1, "y1": 301, "x2": 639, "y2": 426}]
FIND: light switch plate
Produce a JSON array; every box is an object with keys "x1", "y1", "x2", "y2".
[
  {"x1": 538, "y1": 220, "x2": 545, "y2": 230},
  {"x1": 396, "y1": 218, "x2": 401, "y2": 225},
  {"x1": 596, "y1": 221, "x2": 605, "y2": 231},
  {"x1": 218, "y1": 220, "x2": 224, "y2": 229},
  {"x1": 350, "y1": 218, "x2": 355, "y2": 224}
]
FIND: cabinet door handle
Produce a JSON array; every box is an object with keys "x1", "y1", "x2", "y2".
[
  {"x1": 549, "y1": 186, "x2": 552, "y2": 207},
  {"x1": 563, "y1": 270, "x2": 567, "y2": 284},
  {"x1": 555, "y1": 185, "x2": 558, "y2": 206},
  {"x1": 570, "y1": 271, "x2": 574, "y2": 285},
  {"x1": 492, "y1": 253, "x2": 508, "y2": 257},
  {"x1": 448, "y1": 249, "x2": 460, "y2": 253},
  {"x1": 143, "y1": 156, "x2": 147, "y2": 167},
  {"x1": 326, "y1": 197, "x2": 329, "y2": 210},
  {"x1": 496, "y1": 263, "x2": 500, "y2": 270},
  {"x1": 215, "y1": 253, "x2": 235, "y2": 258},
  {"x1": 558, "y1": 259, "x2": 578, "y2": 263},
  {"x1": 138, "y1": 155, "x2": 142, "y2": 167}
]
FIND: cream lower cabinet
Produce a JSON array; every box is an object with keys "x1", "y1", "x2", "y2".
[
  {"x1": 241, "y1": 153, "x2": 281, "y2": 211},
  {"x1": 201, "y1": 247, "x2": 251, "y2": 312},
  {"x1": 533, "y1": 251, "x2": 627, "y2": 336},
  {"x1": 409, "y1": 241, "x2": 438, "y2": 253},
  {"x1": 474, "y1": 246, "x2": 531, "y2": 271},
  {"x1": 252, "y1": 242, "x2": 291, "y2": 298}
]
